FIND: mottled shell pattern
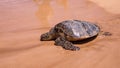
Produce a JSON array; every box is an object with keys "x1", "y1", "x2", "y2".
[{"x1": 54, "y1": 20, "x2": 100, "y2": 41}]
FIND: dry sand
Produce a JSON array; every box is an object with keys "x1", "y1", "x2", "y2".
[{"x1": 0, "y1": 0, "x2": 120, "y2": 68}]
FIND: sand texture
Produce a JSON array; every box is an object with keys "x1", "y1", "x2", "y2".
[{"x1": 0, "y1": 0, "x2": 120, "y2": 68}]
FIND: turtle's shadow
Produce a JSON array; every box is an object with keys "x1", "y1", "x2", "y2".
[{"x1": 72, "y1": 35, "x2": 98, "y2": 44}]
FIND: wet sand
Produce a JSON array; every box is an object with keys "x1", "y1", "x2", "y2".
[{"x1": 0, "y1": 0, "x2": 120, "y2": 68}]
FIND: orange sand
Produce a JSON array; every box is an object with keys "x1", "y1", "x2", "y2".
[{"x1": 0, "y1": 0, "x2": 120, "y2": 68}]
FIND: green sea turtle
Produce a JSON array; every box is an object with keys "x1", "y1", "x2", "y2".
[{"x1": 40, "y1": 20, "x2": 111, "y2": 51}]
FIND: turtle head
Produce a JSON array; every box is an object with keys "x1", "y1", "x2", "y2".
[{"x1": 40, "y1": 32, "x2": 52, "y2": 41}]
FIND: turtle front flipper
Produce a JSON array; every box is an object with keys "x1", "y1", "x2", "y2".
[{"x1": 55, "y1": 37, "x2": 80, "y2": 51}]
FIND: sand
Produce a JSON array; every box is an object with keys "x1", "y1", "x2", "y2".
[{"x1": 0, "y1": 0, "x2": 120, "y2": 68}]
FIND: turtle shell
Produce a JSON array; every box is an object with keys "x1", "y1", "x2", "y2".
[{"x1": 55, "y1": 20, "x2": 100, "y2": 41}]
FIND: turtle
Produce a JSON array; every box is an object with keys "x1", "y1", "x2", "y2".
[{"x1": 40, "y1": 20, "x2": 112, "y2": 51}]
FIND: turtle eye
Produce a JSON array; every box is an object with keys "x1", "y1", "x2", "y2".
[{"x1": 44, "y1": 33, "x2": 49, "y2": 38}]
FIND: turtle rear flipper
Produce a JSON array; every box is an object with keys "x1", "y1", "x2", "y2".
[
  {"x1": 99, "y1": 31, "x2": 112, "y2": 36},
  {"x1": 102, "y1": 32, "x2": 112, "y2": 36},
  {"x1": 55, "y1": 37, "x2": 80, "y2": 51}
]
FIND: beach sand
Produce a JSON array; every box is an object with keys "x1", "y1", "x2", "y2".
[{"x1": 0, "y1": 0, "x2": 120, "y2": 68}]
